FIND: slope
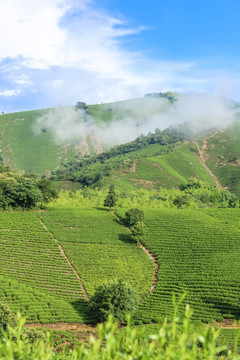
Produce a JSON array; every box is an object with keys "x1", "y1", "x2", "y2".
[
  {"x1": 197, "y1": 121, "x2": 240, "y2": 195},
  {"x1": 0, "y1": 95, "x2": 171, "y2": 175},
  {"x1": 135, "y1": 208, "x2": 240, "y2": 323}
]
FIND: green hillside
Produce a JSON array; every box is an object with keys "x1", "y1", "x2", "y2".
[
  {"x1": 0, "y1": 109, "x2": 77, "y2": 175},
  {"x1": 197, "y1": 122, "x2": 240, "y2": 195},
  {"x1": 114, "y1": 142, "x2": 216, "y2": 190},
  {"x1": 0, "y1": 206, "x2": 240, "y2": 326},
  {"x1": 0, "y1": 95, "x2": 171, "y2": 176},
  {"x1": 134, "y1": 208, "x2": 240, "y2": 323},
  {"x1": 0, "y1": 94, "x2": 240, "y2": 196},
  {"x1": 0, "y1": 208, "x2": 155, "y2": 323}
]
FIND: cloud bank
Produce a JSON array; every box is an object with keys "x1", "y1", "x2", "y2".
[
  {"x1": 34, "y1": 94, "x2": 236, "y2": 147},
  {"x1": 0, "y1": 0, "x2": 232, "y2": 112}
]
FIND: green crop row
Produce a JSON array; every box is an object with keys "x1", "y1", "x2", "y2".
[
  {"x1": 37, "y1": 208, "x2": 134, "y2": 245},
  {"x1": 0, "y1": 275, "x2": 88, "y2": 323},
  {"x1": 61, "y1": 242, "x2": 155, "y2": 298},
  {"x1": 135, "y1": 208, "x2": 240, "y2": 323},
  {"x1": 0, "y1": 212, "x2": 85, "y2": 301},
  {"x1": 38, "y1": 208, "x2": 155, "y2": 299}
]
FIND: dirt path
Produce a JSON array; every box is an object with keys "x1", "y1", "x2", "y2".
[
  {"x1": 212, "y1": 319, "x2": 240, "y2": 329},
  {"x1": 25, "y1": 322, "x2": 97, "y2": 332},
  {"x1": 112, "y1": 211, "x2": 159, "y2": 300},
  {"x1": 37, "y1": 216, "x2": 89, "y2": 301},
  {"x1": 195, "y1": 141, "x2": 222, "y2": 189}
]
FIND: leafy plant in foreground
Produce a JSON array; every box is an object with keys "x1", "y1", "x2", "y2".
[{"x1": 1, "y1": 297, "x2": 240, "y2": 359}]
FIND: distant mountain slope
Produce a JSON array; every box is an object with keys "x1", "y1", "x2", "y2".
[
  {"x1": 197, "y1": 122, "x2": 240, "y2": 195},
  {"x1": 113, "y1": 142, "x2": 216, "y2": 190},
  {"x1": 0, "y1": 94, "x2": 239, "y2": 195},
  {"x1": 0, "y1": 95, "x2": 172, "y2": 175},
  {"x1": 0, "y1": 109, "x2": 77, "y2": 175}
]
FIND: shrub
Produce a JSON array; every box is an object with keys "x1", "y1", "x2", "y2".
[
  {"x1": 130, "y1": 221, "x2": 147, "y2": 242},
  {"x1": 21, "y1": 328, "x2": 46, "y2": 344},
  {"x1": 89, "y1": 279, "x2": 139, "y2": 323},
  {"x1": 0, "y1": 302, "x2": 16, "y2": 331},
  {"x1": 125, "y1": 208, "x2": 145, "y2": 227}
]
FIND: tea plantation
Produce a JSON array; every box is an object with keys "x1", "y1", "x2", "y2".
[
  {"x1": 37, "y1": 209, "x2": 155, "y2": 298},
  {"x1": 135, "y1": 209, "x2": 240, "y2": 323},
  {"x1": 0, "y1": 207, "x2": 240, "y2": 328}
]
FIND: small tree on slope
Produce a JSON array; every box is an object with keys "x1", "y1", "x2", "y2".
[{"x1": 104, "y1": 184, "x2": 117, "y2": 210}]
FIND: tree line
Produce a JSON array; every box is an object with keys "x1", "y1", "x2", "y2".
[
  {"x1": 50, "y1": 126, "x2": 188, "y2": 186},
  {"x1": 0, "y1": 165, "x2": 57, "y2": 210}
]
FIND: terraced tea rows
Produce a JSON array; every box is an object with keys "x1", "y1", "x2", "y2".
[
  {"x1": 204, "y1": 208, "x2": 240, "y2": 229},
  {"x1": 0, "y1": 212, "x2": 85, "y2": 301},
  {"x1": 38, "y1": 209, "x2": 155, "y2": 298},
  {"x1": 0, "y1": 275, "x2": 85, "y2": 323},
  {"x1": 38, "y1": 208, "x2": 132, "y2": 244},
  {"x1": 60, "y1": 243, "x2": 154, "y2": 297},
  {"x1": 136, "y1": 209, "x2": 240, "y2": 323}
]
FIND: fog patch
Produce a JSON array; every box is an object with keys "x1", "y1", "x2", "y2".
[{"x1": 33, "y1": 93, "x2": 237, "y2": 147}]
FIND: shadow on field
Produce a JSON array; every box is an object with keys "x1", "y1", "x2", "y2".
[
  {"x1": 118, "y1": 233, "x2": 135, "y2": 245},
  {"x1": 96, "y1": 207, "x2": 109, "y2": 212},
  {"x1": 70, "y1": 298, "x2": 95, "y2": 324}
]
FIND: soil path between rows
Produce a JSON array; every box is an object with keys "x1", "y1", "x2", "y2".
[
  {"x1": 195, "y1": 141, "x2": 222, "y2": 189},
  {"x1": 25, "y1": 322, "x2": 97, "y2": 332},
  {"x1": 36, "y1": 215, "x2": 89, "y2": 301}
]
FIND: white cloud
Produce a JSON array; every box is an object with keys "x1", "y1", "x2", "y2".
[
  {"x1": 0, "y1": 89, "x2": 21, "y2": 96},
  {"x1": 0, "y1": 0, "x2": 236, "y2": 108}
]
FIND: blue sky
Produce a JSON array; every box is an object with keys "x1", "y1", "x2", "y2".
[{"x1": 1, "y1": 0, "x2": 240, "y2": 113}]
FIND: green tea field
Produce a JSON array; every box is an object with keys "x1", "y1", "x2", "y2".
[
  {"x1": 0, "y1": 206, "x2": 240, "y2": 329},
  {"x1": 134, "y1": 208, "x2": 240, "y2": 323}
]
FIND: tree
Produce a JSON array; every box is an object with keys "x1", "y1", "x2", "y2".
[
  {"x1": 125, "y1": 208, "x2": 145, "y2": 227},
  {"x1": 75, "y1": 101, "x2": 88, "y2": 110},
  {"x1": 89, "y1": 279, "x2": 139, "y2": 323},
  {"x1": 104, "y1": 185, "x2": 117, "y2": 210},
  {"x1": 130, "y1": 221, "x2": 147, "y2": 243},
  {"x1": 37, "y1": 178, "x2": 58, "y2": 208},
  {"x1": 14, "y1": 178, "x2": 42, "y2": 209}
]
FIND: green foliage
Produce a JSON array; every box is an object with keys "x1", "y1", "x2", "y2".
[
  {"x1": 130, "y1": 221, "x2": 147, "y2": 242},
  {"x1": 1, "y1": 303, "x2": 240, "y2": 359},
  {"x1": 125, "y1": 208, "x2": 145, "y2": 227},
  {"x1": 75, "y1": 102, "x2": 88, "y2": 110},
  {"x1": 104, "y1": 184, "x2": 117, "y2": 209},
  {"x1": 0, "y1": 302, "x2": 15, "y2": 331},
  {"x1": 0, "y1": 169, "x2": 42, "y2": 209},
  {"x1": 21, "y1": 328, "x2": 46, "y2": 344},
  {"x1": 37, "y1": 178, "x2": 58, "y2": 207},
  {"x1": 49, "y1": 183, "x2": 238, "y2": 210},
  {"x1": 89, "y1": 279, "x2": 139, "y2": 322}
]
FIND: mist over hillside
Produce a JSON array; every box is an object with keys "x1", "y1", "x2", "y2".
[{"x1": 33, "y1": 93, "x2": 237, "y2": 147}]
